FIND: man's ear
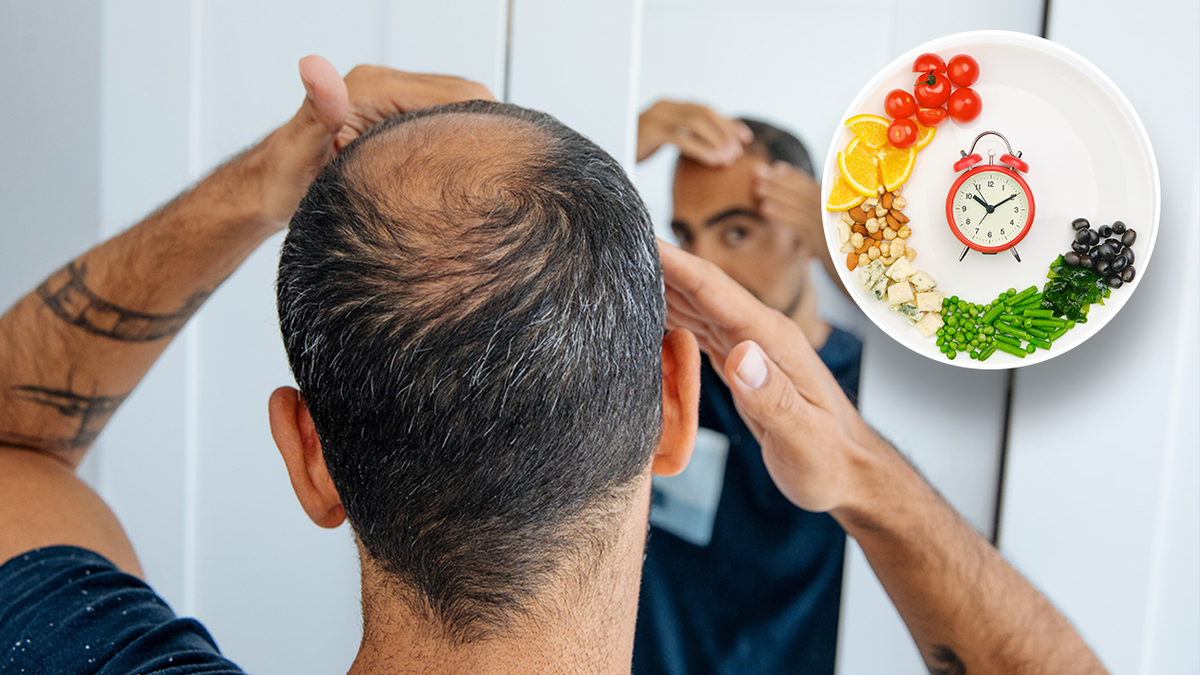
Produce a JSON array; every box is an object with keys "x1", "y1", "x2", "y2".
[
  {"x1": 653, "y1": 329, "x2": 701, "y2": 476},
  {"x1": 268, "y1": 387, "x2": 346, "y2": 529}
]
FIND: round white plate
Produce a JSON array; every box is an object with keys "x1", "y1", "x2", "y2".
[{"x1": 822, "y1": 31, "x2": 1159, "y2": 369}]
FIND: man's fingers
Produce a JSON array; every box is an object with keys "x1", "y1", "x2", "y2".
[
  {"x1": 723, "y1": 340, "x2": 820, "y2": 431},
  {"x1": 298, "y1": 55, "x2": 350, "y2": 135}
]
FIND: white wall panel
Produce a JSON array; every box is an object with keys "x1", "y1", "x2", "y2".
[
  {"x1": 1001, "y1": 1, "x2": 1199, "y2": 673},
  {"x1": 0, "y1": 0, "x2": 101, "y2": 312},
  {"x1": 509, "y1": 0, "x2": 643, "y2": 167},
  {"x1": 384, "y1": 0, "x2": 508, "y2": 95}
]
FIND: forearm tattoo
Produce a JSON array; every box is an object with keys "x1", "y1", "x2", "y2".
[
  {"x1": 37, "y1": 261, "x2": 210, "y2": 342},
  {"x1": 0, "y1": 383, "x2": 128, "y2": 452},
  {"x1": 928, "y1": 645, "x2": 967, "y2": 675}
]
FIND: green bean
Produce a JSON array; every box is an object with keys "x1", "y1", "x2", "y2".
[
  {"x1": 994, "y1": 341, "x2": 1027, "y2": 358},
  {"x1": 1030, "y1": 317, "x2": 1067, "y2": 328},
  {"x1": 1022, "y1": 309, "x2": 1055, "y2": 318},
  {"x1": 979, "y1": 344, "x2": 997, "y2": 361},
  {"x1": 998, "y1": 314, "x2": 1023, "y2": 323},
  {"x1": 1024, "y1": 326, "x2": 1050, "y2": 339},
  {"x1": 1026, "y1": 335, "x2": 1051, "y2": 350},
  {"x1": 995, "y1": 321, "x2": 1036, "y2": 342},
  {"x1": 1049, "y1": 326, "x2": 1069, "y2": 342},
  {"x1": 993, "y1": 333, "x2": 1022, "y2": 348},
  {"x1": 1006, "y1": 285, "x2": 1039, "y2": 307},
  {"x1": 981, "y1": 304, "x2": 1005, "y2": 324}
]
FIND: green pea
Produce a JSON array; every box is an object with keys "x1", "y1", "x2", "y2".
[
  {"x1": 947, "y1": 350, "x2": 957, "y2": 360},
  {"x1": 1007, "y1": 288, "x2": 1017, "y2": 296},
  {"x1": 946, "y1": 316, "x2": 958, "y2": 327},
  {"x1": 951, "y1": 295, "x2": 960, "y2": 304}
]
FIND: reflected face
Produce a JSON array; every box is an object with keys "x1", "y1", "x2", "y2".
[{"x1": 670, "y1": 153, "x2": 810, "y2": 315}]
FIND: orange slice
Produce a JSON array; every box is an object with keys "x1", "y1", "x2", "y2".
[
  {"x1": 838, "y1": 147, "x2": 881, "y2": 197},
  {"x1": 913, "y1": 121, "x2": 936, "y2": 151},
  {"x1": 826, "y1": 176, "x2": 867, "y2": 211},
  {"x1": 877, "y1": 143, "x2": 916, "y2": 191},
  {"x1": 844, "y1": 114, "x2": 890, "y2": 150}
]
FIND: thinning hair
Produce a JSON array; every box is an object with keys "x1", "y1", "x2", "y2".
[
  {"x1": 276, "y1": 100, "x2": 664, "y2": 641},
  {"x1": 738, "y1": 117, "x2": 815, "y2": 176}
]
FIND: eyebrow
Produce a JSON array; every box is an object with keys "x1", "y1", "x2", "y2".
[{"x1": 704, "y1": 207, "x2": 761, "y2": 228}]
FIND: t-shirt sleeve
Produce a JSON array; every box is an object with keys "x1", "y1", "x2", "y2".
[{"x1": 0, "y1": 546, "x2": 246, "y2": 674}]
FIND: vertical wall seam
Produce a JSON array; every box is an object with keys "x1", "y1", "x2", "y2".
[
  {"x1": 502, "y1": 0, "x2": 514, "y2": 102},
  {"x1": 181, "y1": 0, "x2": 203, "y2": 619}
]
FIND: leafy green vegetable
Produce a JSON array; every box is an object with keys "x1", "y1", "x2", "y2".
[{"x1": 1041, "y1": 255, "x2": 1108, "y2": 323}]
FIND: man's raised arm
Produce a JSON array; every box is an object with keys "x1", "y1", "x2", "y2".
[
  {"x1": 658, "y1": 240, "x2": 1108, "y2": 675},
  {"x1": 0, "y1": 57, "x2": 492, "y2": 573}
]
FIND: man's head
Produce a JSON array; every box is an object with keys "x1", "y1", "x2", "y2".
[
  {"x1": 669, "y1": 118, "x2": 819, "y2": 316},
  {"x1": 270, "y1": 100, "x2": 697, "y2": 642}
]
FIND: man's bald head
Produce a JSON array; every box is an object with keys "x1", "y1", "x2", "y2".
[{"x1": 277, "y1": 101, "x2": 663, "y2": 641}]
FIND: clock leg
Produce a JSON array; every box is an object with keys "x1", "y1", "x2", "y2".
[
  {"x1": 959, "y1": 245, "x2": 970, "y2": 262},
  {"x1": 1010, "y1": 247, "x2": 1022, "y2": 263}
]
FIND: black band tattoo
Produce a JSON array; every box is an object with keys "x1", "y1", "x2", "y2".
[
  {"x1": 0, "y1": 383, "x2": 127, "y2": 452},
  {"x1": 928, "y1": 645, "x2": 967, "y2": 675},
  {"x1": 36, "y1": 261, "x2": 209, "y2": 342}
]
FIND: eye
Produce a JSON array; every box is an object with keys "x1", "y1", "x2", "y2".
[
  {"x1": 721, "y1": 225, "x2": 750, "y2": 247},
  {"x1": 671, "y1": 225, "x2": 694, "y2": 249}
]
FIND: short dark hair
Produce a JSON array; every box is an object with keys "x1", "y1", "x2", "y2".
[
  {"x1": 276, "y1": 100, "x2": 664, "y2": 641},
  {"x1": 737, "y1": 117, "x2": 815, "y2": 177}
]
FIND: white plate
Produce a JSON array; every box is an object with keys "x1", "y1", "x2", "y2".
[{"x1": 822, "y1": 31, "x2": 1159, "y2": 369}]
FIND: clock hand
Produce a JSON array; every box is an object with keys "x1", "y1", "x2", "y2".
[
  {"x1": 973, "y1": 185, "x2": 994, "y2": 210},
  {"x1": 970, "y1": 193, "x2": 994, "y2": 212},
  {"x1": 992, "y1": 193, "x2": 1018, "y2": 209}
]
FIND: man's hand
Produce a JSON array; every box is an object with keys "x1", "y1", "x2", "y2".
[
  {"x1": 258, "y1": 57, "x2": 494, "y2": 227},
  {"x1": 637, "y1": 100, "x2": 752, "y2": 166},
  {"x1": 658, "y1": 239, "x2": 870, "y2": 512}
]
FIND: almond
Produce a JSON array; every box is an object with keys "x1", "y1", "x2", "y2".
[
  {"x1": 890, "y1": 209, "x2": 910, "y2": 224},
  {"x1": 885, "y1": 212, "x2": 902, "y2": 230},
  {"x1": 881, "y1": 192, "x2": 893, "y2": 210},
  {"x1": 846, "y1": 252, "x2": 858, "y2": 271},
  {"x1": 848, "y1": 205, "x2": 869, "y2": 224},
  {"x1": 851, "y1": 223, "x2": 868, "y2": 237},
  {"x1": 869, "y1": 229, "x2": 884, "y2": 241}
]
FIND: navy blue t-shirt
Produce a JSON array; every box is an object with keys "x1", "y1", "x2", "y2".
[
  {"x1": 634, "y1": 327, "x2": 862, "y2": 675},
  {"x1": 0, "y1": 546, "x2": 245, "y2": 674}
]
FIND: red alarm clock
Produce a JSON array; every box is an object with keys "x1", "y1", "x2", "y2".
[{"x1": 945, "y1": 131, "x2": 1035, "y2": 262}]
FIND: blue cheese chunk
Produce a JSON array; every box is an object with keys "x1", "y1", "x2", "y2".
[
  {"x1": 871, "y1": 274, "x2": 890, "y2": 301},
  {"x1": 886, "y1": 257, "x2": 916, "y2": 281},
  {"x1": 916, "y1": 311, "x2": 944, "y2": 338},
  {"x1": 857, "y1": 260, "x2": 886, "y2": 290},
  {"x1": 909, "y1": 270, "x2": 938, "y2": 292},
  {"x1": 886, "y1": 280, "x2": 914, "y2": 306},
  {"x1": 891, "y1": 302, "x2": 924, "y2": 323},
  {"x1": 916, "y1": 290, "x2": 945, "y2": 312}
]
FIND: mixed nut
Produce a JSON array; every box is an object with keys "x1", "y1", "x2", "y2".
[{"x1": 837, "y1": 188, "x2": 918, "y2": 271}]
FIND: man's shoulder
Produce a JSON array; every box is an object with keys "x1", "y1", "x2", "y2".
[{"x1": 0, "y1": 546, "x2": 246, "y2": 674}]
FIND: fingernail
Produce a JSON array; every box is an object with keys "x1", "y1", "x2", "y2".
[{"x1": 736, "y1": 344, "x2": 768, "y2": 389}]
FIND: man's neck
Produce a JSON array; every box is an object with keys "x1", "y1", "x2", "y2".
[{"x1": 347, "y1": 481, "x2": 652, "y2": 675}]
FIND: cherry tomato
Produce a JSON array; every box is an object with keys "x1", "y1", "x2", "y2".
[
  {"x1": 884, "y1": 89, "x2": 918, "y2": 119},
  {"x1": 916, "y1": 107, "x2": 949, "y2": 126},
  {"x1": 912, "y1": 52, "x2": 946, "y2": 74},
  {"x1": 887, "y1": 118, "x2": 920, "y2": 149},
  {"x1": 946, "y1": 87, "x2": 983, "y2": 123},
  {"x1": 913, "y1": 71, "x2": 952, "y2": 108},
  {"x1": 946, "y1": 54, "x2": 980, "y2": 87}
]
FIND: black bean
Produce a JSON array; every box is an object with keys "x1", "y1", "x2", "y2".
[
  {"x1": 1121, "y1": 265, "x2": 1136, "y2": 283},
  {"x1": 1099, "y1": 225, "x2": 1112, "y2": 237},
  {"x1": 1098, "y1": 243, "x2": 1117, "y2": 261},
  {"x1": 1072, "y1": 241, "x2": 1090, "y2": 254},
  {"x1": 1106, "y1": 275, "x2": 1123, "y2": 288},
  {"x1": 1064, "y1": 251, "x2": 1082, "y2": 266},
  {"x1": 1111, "y1": 255, "x2": 1128, "y2": 273},
  {"x1": 1072, "y1": 217, "x2": 1091, "y2": 230},
  {"x1": 1122, "y1": 247, "x2": 1135, "y2": 265},
  {"x1": 1122, "y1": 229, "x2": 1137, "y2": 247},
  {"x1": 1112, "y1": 220, "x2": 1126, "y2": 234},
  {"x1": 1087, "y1": 229, "x2": 1100, "y2": 245},
  {"x1": 1075, "y1": 228, "x2": 1092, "y2": 245},
  {"x1": 1096, "y1": 259, "x2": 1112, "y2": 275},
  {"x1": 1080, "y1": 255, "x2": 1094, "y2": 269}
]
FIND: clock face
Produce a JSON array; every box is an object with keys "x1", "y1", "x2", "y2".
[{"x1": 947, "y1": 167, "x2": 1034, "y2": 251}]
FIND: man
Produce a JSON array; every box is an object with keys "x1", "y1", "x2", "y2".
[
  {"x1": 0, "y1": 57, "x2": 1107, "y2": 675},
  {"x1": 634, "y1": 100, "x2": 855, "y2": 674}
]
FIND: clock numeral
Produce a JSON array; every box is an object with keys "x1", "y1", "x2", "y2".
[
  {"x1": 988, "y1": 180, "x2": 995, "y2": 188},
  {"x1": 1001, "y1": 228, "x2": 1006, "y2": 235},
  {"x1": 1010, "y1": 220, "x2": 1015, "y2": 225},
  {"x1": 961, "y1": 205, "x2": 967, "y2": 212},
  {"x1": 974, "y1": 228, "x2": 979, "y2": 234},
  {"x1": 988, "y1": 231, "x2": 993, "y2": 238},
  {"x1": 966, "y1": 218, "x2": 971, "y2": 225},
  {"x1": 1014, "y1": 206, "x2": 1019, "y2": 213}
]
